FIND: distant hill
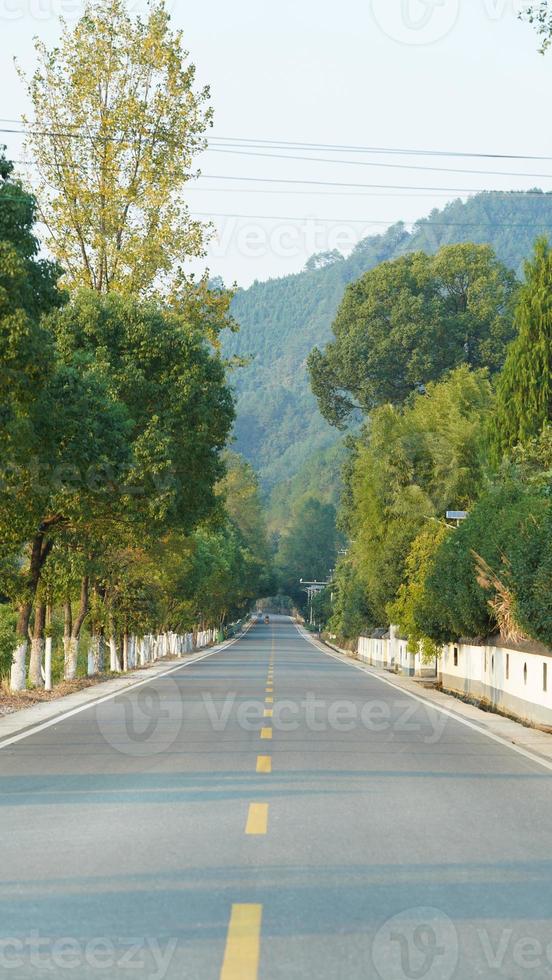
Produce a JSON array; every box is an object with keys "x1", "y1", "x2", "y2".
[{"x1": 224, "y1": 190, "x2": 552, "y2": 488}]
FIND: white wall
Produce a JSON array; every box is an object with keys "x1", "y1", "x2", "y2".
[
  {"x1": 357, "y1": 629, "x2": 552, "y2": 727},
  {"x1": 440, "y1": 640, "x2": 552, "y2": 726}
]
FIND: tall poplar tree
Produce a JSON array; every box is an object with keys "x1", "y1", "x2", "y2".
[{"x1": 23, "y1": 0, "x2": 211, "y2": 294}]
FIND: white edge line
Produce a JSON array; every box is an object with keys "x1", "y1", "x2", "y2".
[
  {"x1": 295, "y1": 623, "x2": 552, "y2": 775},
  {"x1": 0, "y1": 624, "x2": 253, "y2": 752}
]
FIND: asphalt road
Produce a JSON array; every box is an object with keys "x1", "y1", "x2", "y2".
[{"x1": 2, "y1": 615, "x2": 552, "y2": 980}]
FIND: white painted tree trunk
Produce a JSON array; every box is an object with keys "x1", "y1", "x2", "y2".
[
  {"x1": 64, "y1": 637, "x2": 79, "y2": 681},
  {"x1": 10, "y1": 642, "x2": 27, "y2": 691},
  {"x1": 29, "y1": 637, "x2": 45, "y2": 689},
  {"x1": 44, "y1": 637, "x2": 53, "y2": 691},
  {"x1": 87, "y1": 635, "x2": 104, "y2": 676},
  {"x1": 123, "y1": 634, "x2": 129, "y2": 672},
  {"x1": 108, "y1": 636, "x2": 121, "y2": 672}
]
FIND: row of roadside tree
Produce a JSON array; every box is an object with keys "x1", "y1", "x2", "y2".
[
  {"x1": 308, "y1": 238, "x2": 552, "y2": 656},
  {"x1": 0, "y1": 0, "x2": 273, "y2": 691}
]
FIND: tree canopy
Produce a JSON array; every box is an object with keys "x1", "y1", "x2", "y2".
[
  {"x1": 308, "y1": 244, "x2": 517, "y2": 428},
  {"x1": 492, "y1": 238, "x2": 552, "y2": 458},
  {"x1": 23, "y1": 0, "x2": 211, "y2": 294}
]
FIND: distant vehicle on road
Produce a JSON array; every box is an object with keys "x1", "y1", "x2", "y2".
[{"x1": 264, "y1": 615, "x2": 270, "y2": 624}]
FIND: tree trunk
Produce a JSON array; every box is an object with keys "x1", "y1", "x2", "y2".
[
  {"x1": 44, "y1": 637, "x2": 53, "y2": 691},
  {"x1": 29, "y1": 601, "x2": 46, "y2": 689},
  {"x1": 122, "y1": 633, "x2": 129, "y2": 672},
  {"x1": 87, "y1": 626, "x2": 105, "y2": 676},
  {"x1": 10, "y1": 531, "x2": 54, "y2": 692},
  {"x1": 108, "y1": 635, "x2": 121, "y2": 672},
  {"x1": 63, "y1": 599, "x2": 72, "y2": 675},
  {"x1": 64, "y1": 576, "x2": 89, "y2": 681},
  {"x1": 65, "y1": 637, "x2": 79, "y2": 681}
]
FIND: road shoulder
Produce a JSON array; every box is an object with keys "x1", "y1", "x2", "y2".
[
  {"x1": 299, "y1": 626, "x2": 552, "y2": 769},
  {"x1": 0, "y1": 632, "x2": 245, "y2": 748}
]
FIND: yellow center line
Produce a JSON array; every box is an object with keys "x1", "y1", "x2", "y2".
[
  {"x1": 265, "y1": 696, "x2": 273, "y2": 703},
  {"x1": 245, "y1": 803, "x2": 269, "y2": 835},
  {"x1": 256, "y1": 755, "x2": 272, "y2": 773},
  {"x1": 220, "y1": 903, "x2": 263, "y2": 980},
  {"x1": 260, "y1": 727, "x2": 272, "y2": 739},
  {"x1": 264, "y1": 708, "x2": 273, "y2": 718}
]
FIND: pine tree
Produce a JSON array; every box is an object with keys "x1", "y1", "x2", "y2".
[{"x1": 493, "y1": 238, "x2": 552, "y2": 458}]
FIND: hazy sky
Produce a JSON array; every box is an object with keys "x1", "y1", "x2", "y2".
[{"x1": 2, "y1": 0, "x2": 552, "y2": 286}]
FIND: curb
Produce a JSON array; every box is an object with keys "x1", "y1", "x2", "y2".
[
  {"x1": 298, "y1": 625, "x2": 552, "y2": 771},
  {"x1": 0, "y1": 624, "x2": 252, "y2": 749}
]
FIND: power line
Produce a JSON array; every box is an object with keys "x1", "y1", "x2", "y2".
[
  {"x1": 9, "y1": 160, "x2": 552, "y2": 197},
  {"x1": 2, "y1": 189, "x2": 552, "y2": 228},
  {"x1": 209, "y1": 135, "x2": 552, "y2": 163},
  {"x1": 192, "y1": 211, "x2": 552, "y2": 227},
  {"x1": 206, "y1": 147, "x2": 552, "y2": 182},
  {"x1": 3, "y1": 117, "x2": 552, "y2": 163}
]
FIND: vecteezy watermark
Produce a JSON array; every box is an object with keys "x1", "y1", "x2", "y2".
[
  {"x1": 0, "y1": 934, "x2": 177, "y2": 978},
  {"x1": 202, "y1": 693, "x2": 449, "y2": 743},
  {"x1": 370, "y1": 0, "x2": 528, "y2": 47},
  {"x1": 95, "y1": 677, "x2": 184, "y2": 758},
  {"x1": 209, "y1": 217, "x2": 367, "y2": 263},
  {"x1": 370, "y1": 0, "x2": 461, "y2": 46},
  {"x1": 0, "y1": 0, "x2": 173, "y2": 21},
  {"x1": 372, "y1": 907, "x2": 459, "y2": 980}
]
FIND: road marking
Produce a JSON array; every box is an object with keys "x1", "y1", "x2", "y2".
[
  {"x1": 265, "y1": 696, "x2": 273, "y2": 704},
  {"x1": 256, "y1": 755, "x2": 272, "y2": 773},
  {"x1": 264, "y1": 708, "x2": 273, "y2": 718},
  {"x1": 220, "y1": 903, "x2": 262, "y2": 980},
  {"x1": 297, "y1": 623, "x2": 552, "y2": 775},
  {"x1": 246, "y1": 803, "x2": 268, "y2": 834},
  {"x1": 0, "y1": 625, "x2": 255, "y2": 752},
  {"x1": 260, "y1": 727, "x2": 272, "y2": 739}
]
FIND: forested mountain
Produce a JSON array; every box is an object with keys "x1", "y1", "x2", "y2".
[{"x1": 225, "y1": 191, "x2": 552, "y2": 489}]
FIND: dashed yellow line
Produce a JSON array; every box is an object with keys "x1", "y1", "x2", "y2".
[
  {"x1": 260, "y1": 727, "x2": 272, "y2": 740},
  {"x1": 220, "y1": 903, "x2": 263, "y2": 980},
  {"x1": 256, "y1": 755, "x2": 272, "y2": 774},
  {"x1": 264, "y1": 708, "x2": 273, "y2": 718},
  {"x1": 265, "y1": 696, "x2": 273, "y2": 704},
  {"x1": 246, "y1": 803, "x2": 268, "y2": 835}
]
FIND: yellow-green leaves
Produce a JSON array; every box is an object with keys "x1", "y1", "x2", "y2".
[{"x1": 24, "y1": 0, "x2": 211, "y2": 295}]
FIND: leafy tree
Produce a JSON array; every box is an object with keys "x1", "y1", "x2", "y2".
[
  {"x1": 0, "y1": 605, "x2": 16, "y2": 679},
  {"x1": 492, "y1": 238, "x2": 552, "y2": 458},
  {"x1": 49, "y1": 290, "x2": 235, "y2": 534},
  {"x1": 23, "y1": 0, "x2": 211, "y2": 293},
  {"x1": 308, "y1": 244, "x2": 516, "y2": 427},
  {"x1": 521, "y1": 2, "x2": 552, "y2": 52},
  {"x1": 225, "y1": 194, "x2": 552, "y2": 487},
  {"x1": 276, "y1": 497, "x2": 339, "y2": 604},
  {"x1": 342, "y1": 366, "x2": 493, "y2": 625},
  {"x1": 387, "y1": 522, "x2": 450, "y2": 660},
  {"x1": 3, "y1": 364, "x2": 134, "y2": 688},
  {"x1": 417, "y1": 482, "x2": 551, "y2": 644},
  {"x1": 327, "y1": 558, "x2": 374, "y2": 641}
]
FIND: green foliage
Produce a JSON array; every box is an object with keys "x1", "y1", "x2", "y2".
[
  {"x1": 521, "y1": 2, "x2": 552, "y2": 53},
  {"x1": 49, "y1": 289, "x2": 235, "y2": 532},
  {"x1": 276, "y1": 497, "x2": 339, "y2": 604},
  {"x1": 388, "y1": 522, "x2": 450, "y2": 660},
  {"x1": 24, "y1": 0, "x2": 211, "y2": 294},
  {"x1": 226, "y1": 193, "x2": 552, "y2": 486},
  {"x1": 417, "y1": 482, "x2": 551, "y2": 644},
  {"x1": 492, "y1": 238, "x2": 552, "y2": 458},
  {"x1": 308, "y1": 244, "x2": 516, "y2": 427},
  {"x1": 0, "y1": 604, "x2": 16, "y2": 678},
  {"x1": 328, "y1": 559, "x2": 374, "y2": 641},
  {"x1": 266, "y1": 441, "x2": 347, "y2": 536},
  {"x1": 342, "y1": 367, "x2": 493, "y2": 626}
]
